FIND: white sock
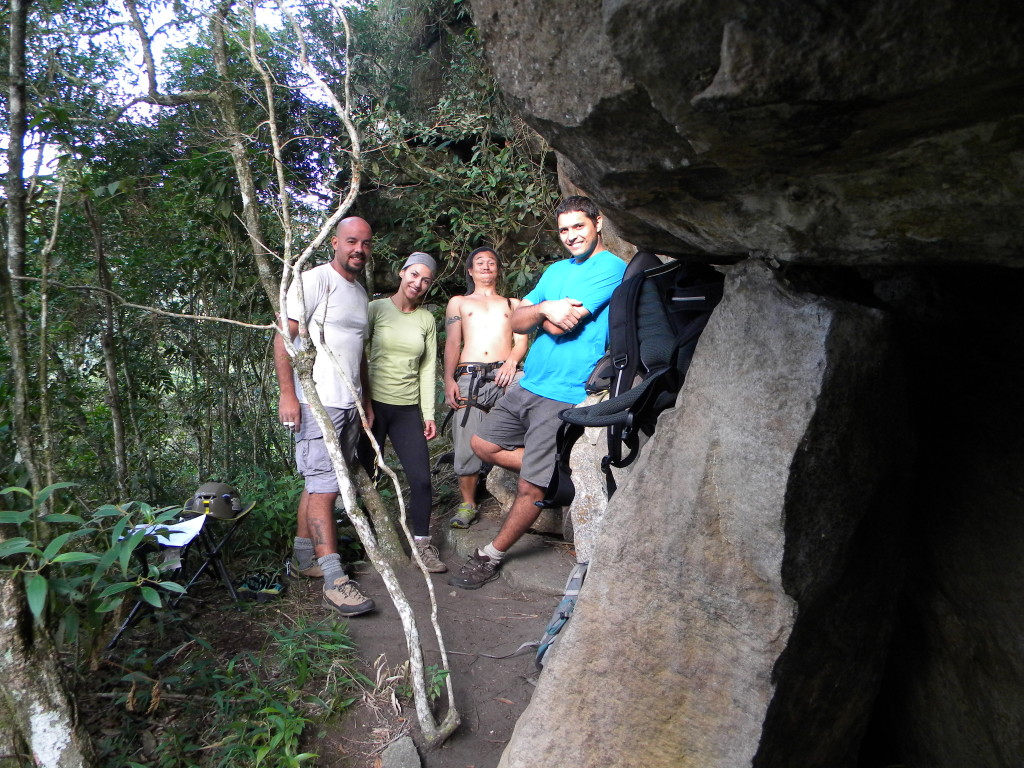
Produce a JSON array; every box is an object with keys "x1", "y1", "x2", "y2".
[{"x1": 481, "y1": 542, "x2": 505, "y2": 562}]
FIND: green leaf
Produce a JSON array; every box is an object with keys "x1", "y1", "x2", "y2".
[
  {"x1": 0, "y1": 510, "x2": 32, "y2": 524},
  {"x1": 62, "y1": 611, "x2": 80, "y2": 646},
  {"x1": 26, "y1": 573, "x2": 48, "y2": 619},
  {"x1": 41, "y1": 513, "x2": 86, "y2": 524},
  {"x1": 41, "y1": 531, "x2": 75, "y2": 562},
  {"x1": 119, "y1": 529, "x2": 149, "y2": 573},
  {"x1": 0, "y1": 538, "x2": 37, "y2": 558},
  {"x1": 92, "y1": 545, "x2": 121, "y2": 587},
  {"x1": 98, "y1": 581, "x2": 138, "y2": 599},
  {"x1": 34, "y1": 482, "x2": 78, "y2": 508},
  {"x1": 52, "y1": 552, "x2": 102, "y2": 564},
  {"x1": 157, "y1": 581, "x2": 187, "y2": 594},
  {"x1": 0, "y1": 486, "x2": 33, "y2": 498},
  {"x1": 140, "y1": 586, "x2": 162, "y2": 608},
  {"x1": 110, "y1": 515, "x2": 130, "y2": 546},
  {"x1": 95, "y1": 597, "x2": 124, "y2": 613}
]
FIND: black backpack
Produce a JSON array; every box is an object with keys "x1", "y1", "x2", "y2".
[{"x1": 538, "y1": 252, "x2": 724, "y2": 508}]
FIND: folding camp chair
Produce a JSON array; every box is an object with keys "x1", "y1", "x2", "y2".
[
  {"x1": 107, "y1": 483, "x2": 256, "y2": 649},
  {"x1": 176, "y1": 482, "x2": 257, "y2": 601}
]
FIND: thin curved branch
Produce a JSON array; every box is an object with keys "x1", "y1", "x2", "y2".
[{"x1": 11, "y1": 275, "x2": 275, "y2": 330}]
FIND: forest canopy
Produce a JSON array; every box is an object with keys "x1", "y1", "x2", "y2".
[{"x1": 1, "y1": 0, "x2": 560, "y2": 507}]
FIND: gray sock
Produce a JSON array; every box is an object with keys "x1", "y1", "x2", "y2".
[
  {"x1": 293, "y1": 537, "x2": 315, "y2": 570},
  {"x1": 318, "y1": 553, "x2": 344, "y2": 585}
]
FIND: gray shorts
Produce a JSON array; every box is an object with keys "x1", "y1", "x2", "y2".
[
  {"x1": 474, "y1": 382, "x2": 573, "y2": 488},
  {"x1": 294, "y1": 403, "x2": 359, "y2": 494},
  {"x1": 452, "y1": 368, "x2": 522, "y2": 476}
]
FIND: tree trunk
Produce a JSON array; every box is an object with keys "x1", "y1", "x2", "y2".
[
  {"x1": 354, "y1": 467, "x2": 406, "y2": 565},
  {"x1": 83, "y1": 199, "x2": 129, "y2": 500},
  {"x1": 2, "y1": 0, "x2": 38, "y2": 490},
  {"x1": 0, "y1": 576, "x2": 95, "y2": 768},
  {"x1": 209, "y1": 4, "x2": 279, "y2": 309}
]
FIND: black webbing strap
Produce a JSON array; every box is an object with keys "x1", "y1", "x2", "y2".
[
  {"x1": 537, "y1": 420, "x2": 586, "y2": 510},
  {"x1": 453, "y1": 361, "x2": 504, "y2": 427}
]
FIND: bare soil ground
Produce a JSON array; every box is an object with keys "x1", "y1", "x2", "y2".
[{"x1": 309, "y1": 497, "x2": 564, "y2": 768}]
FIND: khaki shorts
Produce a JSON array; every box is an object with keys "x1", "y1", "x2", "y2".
[
  {"x1": 474, "y1": 383, "x2": 573, "y2": 488},
  {"x1": 295, "y1": 403, "x2": 359, "y2": 494}
]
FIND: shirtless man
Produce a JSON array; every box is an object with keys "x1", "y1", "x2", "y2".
[{"x1": 443, "y1": 246, "x2": 528, "y2": 528}]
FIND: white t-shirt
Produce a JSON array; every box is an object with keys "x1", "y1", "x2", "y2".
[{"x1": 282, "y1": 262, "x2": 368, "y2": 409}]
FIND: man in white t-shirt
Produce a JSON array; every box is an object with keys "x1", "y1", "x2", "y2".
[{"x1": 274, "y1": 216, "x2": 376, "y2": 616}]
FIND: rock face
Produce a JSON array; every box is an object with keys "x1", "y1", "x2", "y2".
[
  {"x1": 470, "y1": 0, "x2": 1024, "y2": 266},
  {"x1": 468, "y1": 2, "x2": 1024, "y2": 764},
  {"x1": 563, "y1": 392, "x2": 631, "y2": 565},
  {"x1": 499, "y1": 261, "x2": 910, "y2": 767}
]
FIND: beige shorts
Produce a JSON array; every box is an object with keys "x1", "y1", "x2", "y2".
[{"x1": 294, "y1": 403, "x2": 359, "y2": 494}]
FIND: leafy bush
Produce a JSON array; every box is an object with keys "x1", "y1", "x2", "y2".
[
  {"x1": 0, "y1": 482, "x2": 188, "y2": 653},
  {"x1": 228, "y1": 467, "x2": 305, "y2": 565}
]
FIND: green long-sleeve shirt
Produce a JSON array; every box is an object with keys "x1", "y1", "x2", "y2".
[{"x1": 365, "y1": 298, "x2": 437, "y2": 421}]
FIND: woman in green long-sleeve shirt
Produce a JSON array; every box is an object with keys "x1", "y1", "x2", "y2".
[{"x1": 363, "y1": 252, "x2": 446, "y2": 573}]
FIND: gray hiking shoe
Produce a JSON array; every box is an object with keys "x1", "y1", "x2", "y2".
[
  {"x1": 448, "y1": 550, "x2": 501, "y2": 590},
  {"x1": 288, "y1": 557, "x2": 323, "y2": 578},
  {"x1": 322, "y1": 576, "x2": 375, "y2": 616},
  {"x1": 414, "y1": 540, "x2": 447, "y2": 573}
]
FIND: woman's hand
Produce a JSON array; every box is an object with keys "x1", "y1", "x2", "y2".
[{"x1": 423, "y1": 420, "x2": 437, "y2": 440}]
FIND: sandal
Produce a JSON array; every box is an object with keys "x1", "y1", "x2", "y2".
[{"x1": 449, "y1": 502, "x2": 478, "y2": 529}]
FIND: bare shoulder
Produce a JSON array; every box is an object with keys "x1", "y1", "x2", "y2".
[{"x1": 445, "y1": 294, "x2": 464, "y2": 317}]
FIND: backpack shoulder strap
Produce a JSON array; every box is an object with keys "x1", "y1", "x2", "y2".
[{"x1": 608, "y1": 251, "x2": 662, "y2": 399}]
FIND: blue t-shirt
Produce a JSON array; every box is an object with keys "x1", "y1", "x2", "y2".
[{"x1": 520, "y1": 249, "x2": 626, "y2": 404}]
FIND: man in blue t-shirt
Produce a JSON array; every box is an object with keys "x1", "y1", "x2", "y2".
[{"x1": 450, "y1": 196, "x2": 626, "y2": 589}]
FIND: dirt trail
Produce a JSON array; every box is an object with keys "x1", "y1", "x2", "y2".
[{"x1": 312, "y1": 500, "x2": 574, "y2": 768}]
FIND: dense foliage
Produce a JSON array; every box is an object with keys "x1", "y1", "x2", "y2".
[{"x1": 1, "y1": 0, "x2": 559, "y2": 508}]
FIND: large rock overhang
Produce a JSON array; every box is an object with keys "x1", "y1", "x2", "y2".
[{"x1": 470, "y1": 0, "x2": 1024, "y2": 266}]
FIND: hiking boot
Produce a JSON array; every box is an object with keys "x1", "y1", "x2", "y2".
[
  {"x1": 322, "y1": 576, "x2": 375, "y2": 617},
  {"x1": 448, "y1": 551, "x2": 501, "y2": 590},
  {"x1": 287, "y1": 557, "x2": 323, "y2": 578},
  {"x1": 414, "y1": 540, "x2": 447, "y2": 573},
  {"x1": 449, "y1": 502, "x2": 477, "y2": 529}
]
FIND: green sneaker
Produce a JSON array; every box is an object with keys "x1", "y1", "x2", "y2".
[
  {"x1": 450, "y1": 502, "x2": 477, "y2": 529},
  {"x1": 238, "y1": 572, "x2": 285, "y2": 603}
]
